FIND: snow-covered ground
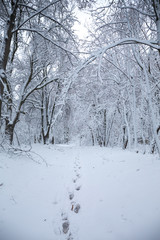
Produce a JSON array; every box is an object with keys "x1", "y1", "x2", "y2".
[{"x1": 0, "y1": 145, "x2": 160, "y2": 240}]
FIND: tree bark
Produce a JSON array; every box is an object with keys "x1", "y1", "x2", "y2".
[
  {"x1": 5, "y1": 122, "x2": 14, "y2": 145},
  {"x1": 152, "y1": 0, "x2": 160, "y2": 46},
  {"x1": 122, "y1": 125, "x2": 128, "y2": 149},
  {"x1": 103, "y1": 109, "x2": 107, "y2": 146},
  {"x1": 123, "y1": 101, "x2": 131, "y2": 150},
  {"x1": 0, "y1": 1, "x2": 18, "y2": 129}
]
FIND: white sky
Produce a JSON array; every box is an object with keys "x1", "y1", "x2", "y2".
[
  {"x1": 73, "y1": 0, "x2": 106, "y2": 40},
  {"x1": 73, "y1": 8, "x2": 92, "y2": 40}
]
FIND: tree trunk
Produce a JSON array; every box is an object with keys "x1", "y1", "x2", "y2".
[
  {"x1": 42, "y1": 132, "x2": 50, "y2": 144},
  {"x1": 152, "y1": 0, "x2": 160, "y2": 47},
  {"x1": 143, "y1": 64, "x2": 160, "y2": 155},
  {"x1": 103, "y1": 109, "x2": 107, "y2": 146},
  {"x1": 5, "y1": 120, "x2": 15, "y2": 145},
  {"x1": 88, "y1": 126, "x2": 95, "y2": 146},
  {"x1": 122, "y1": 125, "x2": 128, "y2": 149},
  {"x1": 135, "y1": 49, "x2": 160, "y2": 155},
  {"x1": 123, "y1": 102, "x2": 131, "y2": 150},
  {"x1": 106, "y1": 110, "x2": 116, "y2": 147},
  {"x1": 132, "y1": 82, "x2": 137, "y2": 149},
  {"x1": 0, "y1": 82, "x2": 4, "y2": 126},
  {"x1": 0, "y1": 1, "x2": 18, "y2": 134}
]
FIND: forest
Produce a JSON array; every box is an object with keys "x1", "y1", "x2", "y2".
[
  {"x1": 1, "y1": 1, "x2": 160, "y2": 240},
  {"x1": 0, "y1": 0, "x2": 160, "y2": 156}
]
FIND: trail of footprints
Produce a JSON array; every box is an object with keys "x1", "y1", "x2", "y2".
[{"x1": 61, "y1": 157, "x2": 82, "y2": 240}]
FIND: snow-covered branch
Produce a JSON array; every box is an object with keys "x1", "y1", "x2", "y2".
[
  {"x1": 16, "y1": 3, "x2": 75, "y2": 40},
  {"x1": 22, "y1": 78, "x2": 59, "y2": 103},
  {"x1": 120, "y1": 6, "x2": 155, "y2": 17},
  {"x1": 12, "y1": 0, "x2": 61, "y2": 33},
  {"x1": 16, "y1": 28, "x2": 77, "y2": 57}
]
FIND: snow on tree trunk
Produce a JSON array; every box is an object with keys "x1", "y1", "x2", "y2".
[
  {"x1": 143, "y1": 65, "x2": 160, "y2": 155},
  {"x1": 123, "y1": 101, "x2": 131, "y2": 150},
  {"x1": 153, "y1": 0, "x2": 160, "y2": 46},
  {"x1": 132, "y1": 81, "x2": 138, "y2": 150},
  {"x1": 157, "y1": 17, "x2": 160, "y2": 46},
  {"x1": 0, "y1": 1, "x2": 18, "y2": 134},
  {"x1": 103, "y1": 109, "x2": 107, "y2": 146},
  {"x1": 134, "y1": 51, "x2": 160, "y2": 155}
]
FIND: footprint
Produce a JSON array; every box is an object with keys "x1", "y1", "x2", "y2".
[
  {"x1": 67, "y1": 232, "x2": 74, "y2": 240},
  {"x1": 71, "y1": 202, "x2": 81, "y2": 214},
  {"x1": 69, "y1": 192, "x2": 74, "y2": 200},
  {"x1": 73, "y1": 178, "x2": 77, "y2": 183},
  {"x1": 76, "y1": 173, "x2": 81, "y2": 178},
  {"x1": 62, "y1": 220, "x2": 70, "y2": 234},
  {"x1": 61, "y1": 212, "x2": 68, "y2": 221},
  {"x1": 75, "y1": 185, "x2": 81, "y2": 191},
  {"x1": 121, "y1": 214, "x2": 127, "y2": 221},
  {"x1": 74, "y1": 203, "x2": 81, "y2": 214}
]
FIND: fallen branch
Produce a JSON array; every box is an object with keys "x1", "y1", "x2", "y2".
[{"x1": 8, "y1": 146, "x2": 49, "y2": 167}]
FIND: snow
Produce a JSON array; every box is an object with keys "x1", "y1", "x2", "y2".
[{"x1": 0, "y1": 145, "x2": 160, "y2": 240}]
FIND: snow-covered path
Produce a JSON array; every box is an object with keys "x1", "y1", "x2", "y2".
[{"x1": 0, "y1": 145, "x2": 160, "y2": 240}]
